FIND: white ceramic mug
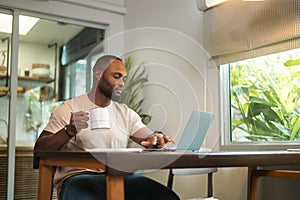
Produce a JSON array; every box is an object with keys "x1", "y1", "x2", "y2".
[{"x1": 90, "y1": 107, "x2": 110, "y2": 130}]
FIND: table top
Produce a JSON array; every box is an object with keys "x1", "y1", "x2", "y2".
[{"x1": 35, "y1": 150, "x2": 300, "y2": 175}]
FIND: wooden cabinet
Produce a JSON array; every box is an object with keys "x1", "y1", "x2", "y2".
[{"x1": 0, "y1": 147, "x2": 57, "y2": 200}]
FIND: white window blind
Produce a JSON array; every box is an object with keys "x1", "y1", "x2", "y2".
[{"x1": 202, "y1": 0, "x2": 300, "y2": 65}]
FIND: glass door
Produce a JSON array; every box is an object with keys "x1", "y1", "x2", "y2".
[
  {"x1": 0, "y1": 10, "x2": 10, "y2": 145},
  {"x1": 0, "y1": 8, "x2": 106, "y2": 200},
  {"x1": 0, "y1": 8, "x2": 12, "y2": 200}
]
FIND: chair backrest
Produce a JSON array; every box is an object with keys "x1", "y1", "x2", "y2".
[{"x1": 33, "y1": 152, "x2": 39, "y2": 169}]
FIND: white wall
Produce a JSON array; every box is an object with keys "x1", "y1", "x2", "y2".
[
  {"x1": 124, "y1": 0, "x2": 247, "y2": 199},
  {"x1": 123, "y1": 0, "x2": 207, "y2": 140}
]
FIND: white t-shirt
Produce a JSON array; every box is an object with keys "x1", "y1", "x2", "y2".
[{"x1": 44, "y1": 94, "x2": 146, "y2": 189}]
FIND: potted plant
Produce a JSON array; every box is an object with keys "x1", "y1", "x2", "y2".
[{"x1": 119, "y1": 57, "x2": 151, "y2": 125}]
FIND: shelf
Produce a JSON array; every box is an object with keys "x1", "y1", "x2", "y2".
[
  {"x1": 0, "y1": 86, "x2": 29, "y2": 97},
  {"x1": 0, "y1": 74, "x2": 54, "y2": 83},
  {"x1": 0, "y1": 74, "x2": 54, "y2": 88},
  {"x1": 0, "y1": 74, "x2": 55, "y2": 97}
]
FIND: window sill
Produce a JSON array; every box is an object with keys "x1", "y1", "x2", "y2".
[{"x1": 221, "y1": 142, "x2": 300, "y2": 151}]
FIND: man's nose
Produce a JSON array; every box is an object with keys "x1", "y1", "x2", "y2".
[{"x1": 118, "y1": 78, "x2": 125, "y2": 86}]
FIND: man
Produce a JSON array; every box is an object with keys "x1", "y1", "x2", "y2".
[{"x1": 34, "y1": 55, "x2": 180, "y2": 200}]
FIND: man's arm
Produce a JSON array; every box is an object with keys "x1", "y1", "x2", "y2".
[
  {"x1": 34, "y1": 110, "x2": 88, "y2": 151},
  {"x1": 34, "y1": 128, "x2": 74, "y2": 151},
  {"x1": 130, "y1": 127, "x2": 152, "y2": 146}
]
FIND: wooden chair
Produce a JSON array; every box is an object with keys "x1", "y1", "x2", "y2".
[
  {"x1": 167, "y1": 168, "x2": 218, "y2": 199},
  {"x1": 248, "y1": 166, "x2": 300, "y2": 200}
]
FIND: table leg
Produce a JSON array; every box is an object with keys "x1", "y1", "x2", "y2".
[
  {"x1": 248, "y1": 167, "x2": 259, "y2": 200},
  {"x1": 106, "y1": 176, "x2": 124, "y2": 200},
  {"x1": 38, "y1": 159, "x2": 53, "y2": 200}
]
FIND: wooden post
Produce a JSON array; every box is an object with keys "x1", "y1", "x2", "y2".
[
  {"x1": 248, "y1": 167, "x2": 259, "y2": 200},
  {"x1": 38, "y1": 159, "x2": 53, "y2": 200},
  {"x1": 106, "y1": 176, "x2": 124, "y2": 200}
]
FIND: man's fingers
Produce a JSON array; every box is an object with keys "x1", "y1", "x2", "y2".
[
  {"x1": 141, "y1": 133, "x2": 176, "y2": 148},
  {"x1": 70, "y1": 111, "x2": 89, "y2": 132},
  {"x1": 157, "y1": 136, "x2": 166, "y2": 148},
  {"x1": 164, "y1": 135, "x2": 175, "y2": 143},
  {"x1": 141, "y1": 140, "x2": 151, "y2": 146}
]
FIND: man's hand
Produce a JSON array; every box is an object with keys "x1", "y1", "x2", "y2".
[
  {"x1": 68, "y1": 111, "x2": 89, "y2": 134},
  {"x1": 141, "y1": 131, "x2": 175, "y2": 149}
]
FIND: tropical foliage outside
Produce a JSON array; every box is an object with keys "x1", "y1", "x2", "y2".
[{"x1": 230, "y1": 48, "x2": 300, "y2": 142}]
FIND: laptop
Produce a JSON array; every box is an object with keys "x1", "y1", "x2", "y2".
[{"x1": 144, "y1": 110, "x2": 215, "y2": 152}]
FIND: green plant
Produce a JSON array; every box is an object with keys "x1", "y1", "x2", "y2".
[
  {"x1": 118, "y1": 57, "x2": 151, "y2": 125},
  {"x1": 231, "y1": 56, "x2": 300, "y2": 142}
]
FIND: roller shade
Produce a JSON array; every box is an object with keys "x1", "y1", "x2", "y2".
[{"x1": 202, "y1": 0, "x2": 300, "y2": 65}]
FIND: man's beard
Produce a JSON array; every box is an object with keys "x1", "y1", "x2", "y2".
[
  {"x1": 111, "y1": 92, "x2": 121, "y2": 101},
  {"x1": 99, "y1": 85, "x2": 121, "y2": 101}
]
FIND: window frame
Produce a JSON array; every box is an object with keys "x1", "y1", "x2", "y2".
[{"x1": 220, "y1": 56, "x2": 300, "y2": 151}]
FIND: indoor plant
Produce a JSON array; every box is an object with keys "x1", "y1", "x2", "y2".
[{"x1": 119, "y1": 57, "x2": 151, "y2": 125}]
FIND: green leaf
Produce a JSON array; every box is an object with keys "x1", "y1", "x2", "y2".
[
  {"x1": 233, "y1": 86, "x2": 249, "y2": 96},
  {"x1": 140, "y1": 114, "x2": 152, "y2": 124},
  {"x1": 290, "y1": 116, "x2": 300, "y2": 140},
  {"x1": 292, "y1": 108, "x2": 300, "y2": 116},
  {"x1": 292, "y1": 71, "x2": 300, "y2": 78},
  {"x1": 261, "y1": 90, "x2": 280, "y2": 106},
  {"x1": 249, "y1": 118, "x2": 273, "y2": 133},
  {"x1": 284, "y1": 59, "x2": 300, "y2": 67},
  {"x1": 262, "y1": 107, "x2": 283, "y2": 124},
  {"x1": 248, "y1": 102, "x2": 264, "y2": 117},
  {"x1": 270, "y1": 121, "x2": 291, "y2": 137},
  {"x1": 249, "y1": 96, "x2": 276, "y2": 107}
]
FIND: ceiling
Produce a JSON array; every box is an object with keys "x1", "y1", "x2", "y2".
[{"x1": 0, "y1": 18, "x2": 84, "y2": 47}]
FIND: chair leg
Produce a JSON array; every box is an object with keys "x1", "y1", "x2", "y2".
[
  {"x1": 167, "y1": 169, "x2": 174, "y2": 189},
  {"x1": 207, "y1": 172, "x2": 213, "y2": 197},
  {"x1": 168, "y1": 169, "x2": 216, "y2": 197}
]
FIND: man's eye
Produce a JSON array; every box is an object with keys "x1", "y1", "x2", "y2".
[
  {"x1": 123, "y1": 76, "x2": 127, "y2": 82},
  {"x1": 114, "y1": 74, "x2": 121, "y2": 79}
]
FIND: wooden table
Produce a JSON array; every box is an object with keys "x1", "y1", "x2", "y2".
[{"x1": 34, "y1": 150, "x2": 300, "y2": 200}]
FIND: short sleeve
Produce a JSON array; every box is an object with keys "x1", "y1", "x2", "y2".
[
  {"x1": 128, "y1": 108, "x2": 147, "y2": 136},
  {"x1": 44, "y1": 102, "x2": 72, "y2": 134}
]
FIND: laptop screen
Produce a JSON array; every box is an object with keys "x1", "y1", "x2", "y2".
[{"x1": 176, "y1": 110, "x2": 215, "y2": 151}]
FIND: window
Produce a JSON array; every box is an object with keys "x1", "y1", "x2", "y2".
[
  {"x1": 221, "y1": 48, "x2": 300, "y2": 149},
  {"x1": 59, "y1": 27, "x2": 105, "y2": 100}
]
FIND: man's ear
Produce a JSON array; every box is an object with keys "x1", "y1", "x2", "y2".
[{"x1": 95, "y1": 70, "x2": 102, "y2": 80}]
